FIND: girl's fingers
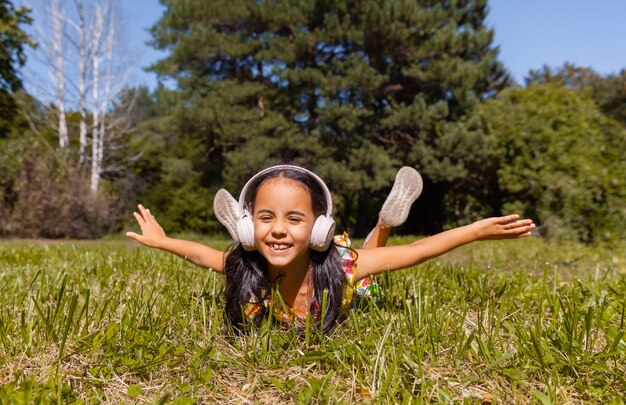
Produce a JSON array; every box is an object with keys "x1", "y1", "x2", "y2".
[
  {"x1": 503, "y1": 219, "x2": 533, "y2": 230},
  {"x1": 147, "y1": 209, "x2": 157, "y2": 224},
  {"x1": 137, "y1": 204, "x2": 159, "y2": 225},
  {"x1": 138, "y1": 204, "x2": 150, "y2": 221},
  {"x1": 133, "y1": 212, "x2": 145, "y2": 224},
  {"x1": 502, "y1": 221, "x2": 518, "y2": 230},
  {"x1": 500, "y1": 214, "x2": 520, "y2": 224},
  {"x1": 127, "y1": 232, "x2": 152, "y2": 246},
  {"x1": 512, "y1": 224, "x2": 535, "y2": 236},
  {"x1": 126, "y1": 231, "x2": 140, "y2": 241}
]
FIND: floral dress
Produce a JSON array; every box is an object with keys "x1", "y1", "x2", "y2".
[{"x1": 243, "y1": 233, "x2": 381, "y2": 329}]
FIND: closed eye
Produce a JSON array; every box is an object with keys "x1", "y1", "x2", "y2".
[{"x1": 255, "y1": 209, "x2": 274, "y2": 222}]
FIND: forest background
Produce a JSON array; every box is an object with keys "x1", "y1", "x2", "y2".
[{"x1": 1, "y1": 0, "x2": 625, "y2": 243}]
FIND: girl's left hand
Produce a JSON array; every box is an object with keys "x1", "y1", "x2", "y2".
[
  {"x1": 126, "y1": 204, "x2": 167, "y2": 248},
  {"x1": 473, "y1": 215, "x2": 535, "y2": 240}
]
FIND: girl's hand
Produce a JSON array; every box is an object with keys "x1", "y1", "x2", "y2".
[
  {"x1": 126, "y1": 204, "x2": 167, "y2": 248},
  {"x1": 473, "y1": 214, "x2": 535, "y2": 241}
]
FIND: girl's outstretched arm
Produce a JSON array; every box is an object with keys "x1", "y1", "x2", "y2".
[
  {"x1": 126, "y1": 204, "x2": 227, "y2": 273},
  {"x1": 354, "y1": 215, "x2": 534, "y2": 281}
]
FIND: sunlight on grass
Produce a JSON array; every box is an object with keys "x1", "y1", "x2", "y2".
[{"x1": 0, "y1": 237, "x2": 624, "y2": 403}]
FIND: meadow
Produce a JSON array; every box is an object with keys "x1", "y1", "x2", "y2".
[{"x1": 0, "y1": 236, "x2": 624, "y2": 404}]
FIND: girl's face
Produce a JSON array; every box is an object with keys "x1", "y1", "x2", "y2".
[{"x1": 252, "y1": 177, "x2": 316, "y2": 273}]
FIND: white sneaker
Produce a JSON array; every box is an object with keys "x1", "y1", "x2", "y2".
[
  {"x1": 379, "y1": 167, "x2": 423, "y2": 227},
  {"x1": 213, "y1": 188, "x2": 241, "y2": 241}
]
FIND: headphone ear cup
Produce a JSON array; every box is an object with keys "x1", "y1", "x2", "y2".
[
  {"x1": 310, "y1": 216, "x2": 336, "y2": 252},
  {"x1": 237, "y1": 214, "x2": 256, "y2": 251}
]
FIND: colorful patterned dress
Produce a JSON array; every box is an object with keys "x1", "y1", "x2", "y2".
[{"x1": 242, "y1": 233, "x2": 381, "y2": 329}]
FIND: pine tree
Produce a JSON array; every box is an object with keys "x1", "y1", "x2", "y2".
[{"x1": 148, "y1": 0, "x2": 506, "y2": 234}]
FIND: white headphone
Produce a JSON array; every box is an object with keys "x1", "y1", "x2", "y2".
[{"x1": 235, "y1": 165, "x2": 336, "y2": 252}]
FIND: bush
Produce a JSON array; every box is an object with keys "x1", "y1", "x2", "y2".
[
  {"x1": 0, "y1": 138, "x2": 123, "y2": 238},
  {"x1": 482, "y1": 84, "x2": 626, "y2": 243}
]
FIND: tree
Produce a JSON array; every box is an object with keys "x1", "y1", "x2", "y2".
[
  {"x1": 526, "y1": 63, "x2": 626, "y2": 127},
  {"x1": 481, "y1": 84, "x2": 626, "y2": 242},
  {"x1": 0, "y1": 0, "x2": 142, "y2": 240},
  {"x1": 27, "y1": 0, "x2": 133, "y2": 192},
  {"x1": 73, "y1": 0, "x2": 89, "y2": 163},
  {"x1": 0, "y1": 0, "x2": 33, "y2": 137},
  {"x1": 51, "y1": 0, "x2": 69, "y2": 147},
  {"x1": 122, "y1": 85, "x2": 219, "y2": 234},
  {"x1": 148, "y1": 0, "x2": 507, "y2": 235}
]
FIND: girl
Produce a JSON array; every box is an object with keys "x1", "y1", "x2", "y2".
[{"x1": 127, "y1": 165, "x2": 535, "y2": 333}]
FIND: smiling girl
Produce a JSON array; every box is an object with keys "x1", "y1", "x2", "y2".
[{"x1": 127, "y1": 165, "x2": 535, "y2": 333}]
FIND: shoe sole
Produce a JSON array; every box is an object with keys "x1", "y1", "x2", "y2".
[
  {"x1": 379, "y1": 167, "x2": 423, "y2": 227},
  {"x1": 214, "y1": 189, "x2": 241, "y2": 240}
]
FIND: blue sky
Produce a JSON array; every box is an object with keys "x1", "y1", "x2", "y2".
[
  {"x1": 488, "y1": 0, "x2": 626, "y2": 83},
  {"x1": 18, "y1": 0, "x2": 626, "y2": 92}
]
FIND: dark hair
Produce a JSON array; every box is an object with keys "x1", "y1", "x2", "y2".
[{"x1": 224, "y1": 167, "x2": 345, "y2": 334}]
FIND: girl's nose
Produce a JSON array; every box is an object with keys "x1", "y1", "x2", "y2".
[{"x1": 271, "y1": 220, "x2": 287, "y2": 236}]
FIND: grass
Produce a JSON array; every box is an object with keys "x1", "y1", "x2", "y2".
[{"x1": 0, "y1": 236, "x2": 624, "y2": 404}]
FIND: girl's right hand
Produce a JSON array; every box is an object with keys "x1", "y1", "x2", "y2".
[
  {"x1": 473, "y1": 214, "x2": 535, "y2": 240},
  {"x1": 126, "y1": 204, "x2": 167, "y2": 248}
]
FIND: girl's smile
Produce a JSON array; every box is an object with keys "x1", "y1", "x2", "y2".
[{"x1": 252, "y1": 177, "x2": 316, "y2": 274}]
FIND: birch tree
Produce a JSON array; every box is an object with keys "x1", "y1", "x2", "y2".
[
  {"x1": 66, "y1": 0, "x2": 89, "y2": 163},
  {"x1": 90, "y1": 0, "x2": 126, "y2": 192},
  {"x1": 51, "y1": 0, "x2": 68, "y2": 148},
  {"x1": 27, "y1": 0, "x2": 133, "y2": 192},
  {"x1": 27, "y1": 0, "x2": 69, "y2": 147},
  {"x1": 90, "y1": 1, "x2": 104, "y2": 192}
]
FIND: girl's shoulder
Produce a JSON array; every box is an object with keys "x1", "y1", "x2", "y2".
[
  {"x1": 334, "y1": 232, "x2": 357, "y2": 281},
  {"x1": 335, "y1": 232, "x2": 381, "y2": 305},
  {"x1": 334, "y1": 232, "x2": 356, "y2": 259}
]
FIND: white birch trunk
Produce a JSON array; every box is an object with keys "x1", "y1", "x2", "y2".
[
  {"x1": 75, "y1": 0, "x2": 88, "y2": 164},
  {"x1": 52, "y1": 0, "x2": 69, "y2": 148},
  {"x1": 97, "y1": 5, "x2": 115, "y2": 189},
  {"x1": 90, "y1": 55, "x2": 100, "y2": 193},
  {"x1": 90, "y1": 3, "x2": 105, "y2": 193}
]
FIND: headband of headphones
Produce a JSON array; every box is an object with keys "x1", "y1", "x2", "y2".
[{"x1": 238, "y1": 165, "x2": 333, "y2": 216}]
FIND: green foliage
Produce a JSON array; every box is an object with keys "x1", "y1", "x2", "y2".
[
  {"x1": 482, "y1": 84, "x2": 626, "y2": 242},
  {"x1": 0, "y1": 0, "x2": 34, "y2": 137},
  {"x1": 146, "y1": 0, "x2": 507, "y2": 235},
  {"x1": 124, "y1": 86, "x2": 222, "y2": 234},
  {"x1": 0, "y1": 237, "x2": 624, "y2": 402},
  {"x1": 526, "y1": 63, "x2": 626, "y2": 126},
  {"x1": 143, "y1": 157, "x2": 217, "y2": 234}
]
